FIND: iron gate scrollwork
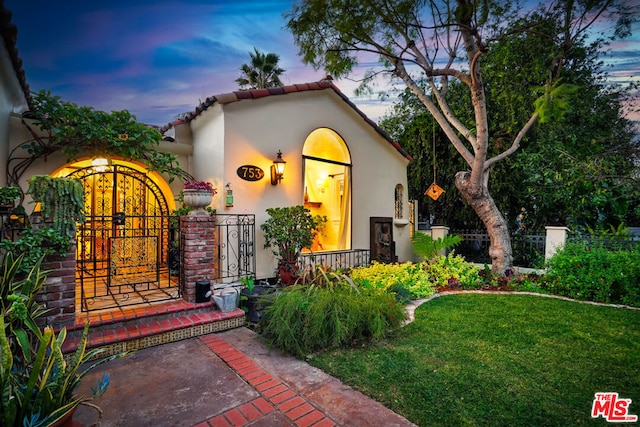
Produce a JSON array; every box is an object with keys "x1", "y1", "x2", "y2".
[
  {"x1": 211, "y1": 214, "x2": 256, "y2": 281},
  {"x1": 69, "y1": 165, "x2": 180, "y2": 311}
]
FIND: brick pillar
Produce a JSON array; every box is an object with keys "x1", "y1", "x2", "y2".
[
  {"x1": 180, "y1": 215, "x2": 216, "y2": 302},
  {"x1": 36, "y1": 243, "x2": 77, "y2": 330}
]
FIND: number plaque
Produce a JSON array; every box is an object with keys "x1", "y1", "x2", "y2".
[{"x1": 236, "y1": 165, "x2": 265, "y2": 182}]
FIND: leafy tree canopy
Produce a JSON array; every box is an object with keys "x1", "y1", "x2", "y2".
[{"x1": 287, "y1": 0, "x2": 637, "y2": 273}]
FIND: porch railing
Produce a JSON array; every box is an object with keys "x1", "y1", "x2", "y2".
[{"x1": 299, "y1": 249, "x2": 370, "y2": 271}]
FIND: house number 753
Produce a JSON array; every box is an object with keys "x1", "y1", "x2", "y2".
[{"x1": 237, "y1": 165, "x2": 265, "y2": 182}]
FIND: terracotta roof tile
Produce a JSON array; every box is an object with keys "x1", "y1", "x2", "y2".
[
  {"x1": 250, "y1": 88, "x2": 270, "y2": 99},
  {"x1": 267, "y1": 87, "x2": 285, "y2": 95},
  {"x1": 159, "y1": 77, "x2": 412, "y2": 161},
  {"x1": 235, "y1": 90, "x2": 253, "y2": 100},
  {"x1": 215, "y1": 92, "x2": 237, "y2": 104}
]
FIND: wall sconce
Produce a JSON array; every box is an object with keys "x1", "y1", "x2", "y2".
[
  {"x1": 270, "y1": 150, "x2": 286, "y2": 185},
  {"x1": 225, "y1": 183, "x2": 234, "y2": 207}
]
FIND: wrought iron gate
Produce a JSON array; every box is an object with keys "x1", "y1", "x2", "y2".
[
  {"x1": 70, "y1": 165, "x2": 179, "y2": 311},
  {"x1": 209, "y1": 214, "x2": 256, "y2": 281}
]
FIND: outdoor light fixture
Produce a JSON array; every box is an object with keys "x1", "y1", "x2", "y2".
[
  {"x1": 225, "y1": 182, "x2": 234, "y2": 207},
  {"x1": 270, "y1": 150, "x2": 286, "y2": 185},
  {"x1": 91, "y1": 156, "x2": 112, "y2": 173}
]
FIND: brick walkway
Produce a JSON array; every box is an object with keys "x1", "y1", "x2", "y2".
[{"x1": 196, "y1": 334, "x2": 336, "y2": 427}]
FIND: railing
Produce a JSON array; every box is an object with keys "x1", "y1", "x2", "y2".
[
  {"x1": 450, "y1": 229, "x2": 546, "y2": 268},
  {"x1": 299, "y1": 249, "x2": 371, "y2": 271},
  {"x1": 212, "y1": 214, "x2": 256, "y2": 282}
]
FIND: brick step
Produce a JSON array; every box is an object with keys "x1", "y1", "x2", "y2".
[{"x1": 62, "y1": 300, "x2": 246, "y2": 357}]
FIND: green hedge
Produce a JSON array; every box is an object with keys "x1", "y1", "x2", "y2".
[{"x1": 544, "y1": 242, "x2": 640, "y2": 307}]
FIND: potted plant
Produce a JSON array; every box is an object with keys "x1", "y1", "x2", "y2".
[
  {"x1": 181, "y1": 180, "x2": 217, "y2": 215},
  {"x1": 260, "y1": 206, "x2": 326, "y2": 285},
  {"x1": 0, "y1": 253, "x2": 120, "y2": 426},
  {"x1": 238, "y1": 276, "x2": 276, "y2": 323}
]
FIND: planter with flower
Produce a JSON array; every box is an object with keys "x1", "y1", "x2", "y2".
[{"x1": 181, "y1": 180, "x2": 217, "y2": 216}]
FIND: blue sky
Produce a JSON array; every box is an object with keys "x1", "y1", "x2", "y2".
[
  {"x1": 5, "y1": 1, "x2": 639, "y2": 127},
  {"x1": 6, "y1": 0, "x2": 339, "y2": 125}
]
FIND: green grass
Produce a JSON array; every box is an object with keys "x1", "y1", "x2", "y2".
[{"x1": 308, "y1": 293, "x2": 640, "y2": 426}]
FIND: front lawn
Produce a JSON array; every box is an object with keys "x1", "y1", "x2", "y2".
[{"x1": 308, "y1": 293, "x2": 640, "y2": 426}]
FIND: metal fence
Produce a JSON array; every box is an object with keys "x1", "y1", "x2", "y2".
[
  {"x1": 299, "y1": 249, "x2": 371, "y2": 272},
  {"x1": 450, "y1": 229, "x2": 546, "y2": 268},
  {"x1": 567, "y1": 234, "x2": 640, "y2": 251}
]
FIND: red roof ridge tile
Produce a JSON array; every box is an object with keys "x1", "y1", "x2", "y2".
[{"x1": 158, "y1": 76, "x2": 412, "y2": 161}]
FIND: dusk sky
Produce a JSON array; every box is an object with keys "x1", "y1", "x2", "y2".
[{"x1": 5, "y1": 1, "x2": 640, "y2": 127}]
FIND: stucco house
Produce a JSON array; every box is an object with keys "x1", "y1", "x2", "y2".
[
  {"x1": 161, "y1": 78, "x2": 414, "y2": 281},
  {"x1": 1, "y1": 5, "x2": 413, "y2": 336}
]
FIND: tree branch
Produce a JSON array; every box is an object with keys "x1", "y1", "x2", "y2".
[{"x1": 484, "y1": 111, "x2": 540, "y2": 170}]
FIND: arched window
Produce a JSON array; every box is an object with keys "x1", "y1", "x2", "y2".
[
  {"x1": 302, "y1": 128, "x2": 352, "y2": 251},
  {"x1": 395, "y1": 184, "x2": 404, "y2": 219}
]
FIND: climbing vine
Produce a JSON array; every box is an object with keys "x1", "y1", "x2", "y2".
[{"x1": 8, "y1": 90, "x2": 191, "y2": 187}]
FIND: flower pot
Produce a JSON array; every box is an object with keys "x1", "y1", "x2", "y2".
[
  {"x1": 182, "y1": 189, "x2": 212, "y2": 215},
  {"x1": 277, "y1": 260, "x2": 299, "y2": 286},
  {"x1": 240, "y1": 285, "x2": 275, "y2": 323}
]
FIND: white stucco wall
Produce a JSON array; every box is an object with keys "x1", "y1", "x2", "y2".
[
  {"x1": 187, "y1": 89, "x2": 411, "y2": 279},
  {"x1": 189, "y1": 103, "x2": 226, "y2": 196},
  {"x1": 1, "y1": 40, "x2": 28, "y2": 186}
]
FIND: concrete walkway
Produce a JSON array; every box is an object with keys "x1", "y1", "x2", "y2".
[{"x1": 73, "y1": 327, "x2": 416, "y2": 426}]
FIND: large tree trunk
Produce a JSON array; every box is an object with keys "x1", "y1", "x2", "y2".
[{"x1": 455, "y1": 171, "x2": 513, "y2": 275}]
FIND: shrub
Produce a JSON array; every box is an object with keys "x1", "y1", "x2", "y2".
[
  {"x1": 544, "y1": 242, "x2": 640, "y2": 306},
  {"x1": 259, "y1": 283, "x2": 405, "y2": 358},
  {"x1": 349, "y1": 254, "x2": 480, "y2": 298},
  {"x1": 349, "y1": 261, "x2": 436, "y2": 298},
  {"x1": 421, "y1": 252, "x2": 480, "y2": 289}
]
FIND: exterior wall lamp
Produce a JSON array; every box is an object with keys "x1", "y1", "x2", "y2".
[
  {"x1": 270, "y1": 150, "x2": 286, "y2": 185},
  {"x1": 91, "y1": 156, "x2": 112, "y2": 172}
]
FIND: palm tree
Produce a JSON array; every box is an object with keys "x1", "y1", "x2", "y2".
[{"x1": 235, "y1": 48, "x2": 285, "y2": 90}]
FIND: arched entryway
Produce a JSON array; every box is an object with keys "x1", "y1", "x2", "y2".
[
  {"x1": 54, "y1": 159, "x2": 178, "y2": 311},
  {"x1": 302, "y1": 128, "x2": 352, "y2": 251}
]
